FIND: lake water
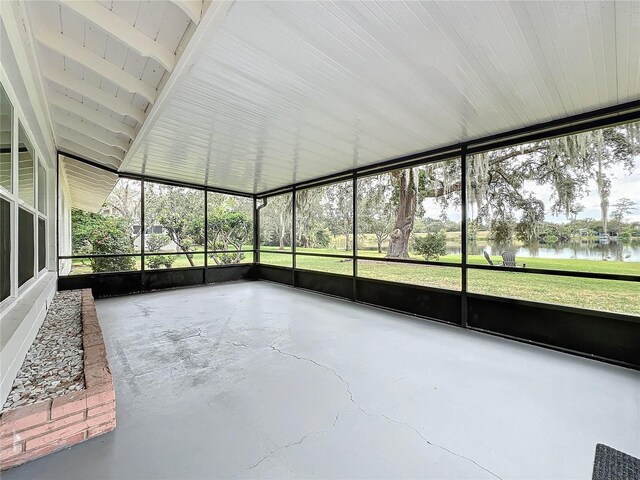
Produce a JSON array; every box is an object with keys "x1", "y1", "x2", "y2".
[{"x1": 448, "y1": 240, "x2": 640, "y2": 262}]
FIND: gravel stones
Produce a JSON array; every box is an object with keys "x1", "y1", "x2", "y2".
[{"x1": 2, "y1": 290, "x2": 85, "y2": 412}]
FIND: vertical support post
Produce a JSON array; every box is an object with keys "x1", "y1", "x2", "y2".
[
  {"x1": 203, "y1": 189, "x2": 208, "y2": 284},
  {"x1": 291, "y1": 188, "x2": 297, "y2": 287},
  {"x1": 461, "y1": 146, "x2": 468, "y2": 328},
  {"x1": 140, "y1": 178, "x2": 146, "y2": 290},
  {"x1": 352, "y1": 172, "x2": 358, "y2": 301},
  {"x1": 253, "y1": 196, "x2": 260, "y2": 270}
]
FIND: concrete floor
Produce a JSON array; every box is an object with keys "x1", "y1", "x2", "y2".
[{"x1": 4, "y1": 282, "x2": 639, "y2": 479}]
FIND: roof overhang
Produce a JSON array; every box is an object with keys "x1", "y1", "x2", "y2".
[{"x1": 59, "y1": 155, "x2": 118, "y2": 212}]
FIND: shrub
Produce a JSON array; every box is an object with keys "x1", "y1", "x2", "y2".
[
  {"x1": 72, "y1": 209, "x2": 135, "y2": 273},
  {"x1": 314, "y1": 228, "x2": 332, "y2": 248},
  {"x1": 146, "y1": 255, "x2": 175, "y2": 269},
  {"x1": 146, "y1": 232, "x2": 171, "y2": 252},
  {"x1": 413, "y1": 231, "x2": 447, "y2": 260},
  {"x1": 209, "y1": 252, "x2": 245, "y2": 265}
]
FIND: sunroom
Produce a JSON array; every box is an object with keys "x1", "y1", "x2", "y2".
[{"x1": 0, "y1": 1, "x2": 638, "y2": 478}]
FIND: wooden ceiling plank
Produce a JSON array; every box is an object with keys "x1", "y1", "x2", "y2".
[
  {"x1": 60, "y1": 0, "x2": 175, "y2": 72},
  {"x1": 35, "y1": 28, "x2": 157, "y2": 103},
  {"x1": 171, "y1": 0, "x2": 202, "y2": 25},
  {"x1": 54, "y1": 114, "x2": 130, "y2": 151},
  {"x1": 44, "y1": 68, "x2": 146, "y2": 123},
  {"x1": 49, "y1": 90, "x2": 136, "y2": 138}
]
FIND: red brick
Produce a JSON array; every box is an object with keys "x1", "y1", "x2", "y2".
[
  {"x1": 29, "y1": 430, "x2": 86, "y2": 458},
  {"x1": 83, "y1": 322, "x2": 102, "y2": 335},
  {"x1": 0, "y1": 433, "x2": 20, "y2": 450},
  {"x1": 2, "y1": 431, "x2": 87, "y2": 470},
  {"x1": 0, "y1": 400, "x2": 51, "y2": 436},
  {"x1": 82, "y1": 310, "x2": 98, "y2": 323},
  {"x1": 87, "y1": 403, "x2": 114, "y2": 419},
  {"x1": 0, "y1": 441, "x2": 24, "y2": 459},
  {"x1": 82, "y1": 314, "x2": 97, "y2": 323},
  {"x1": 15, "y1": 412, "x2": 85, "y2": 442},
  {"x1": 86, "y1": 411, "x2": 115, "y2": 429},
  {"x1": 84, "y1": 344, "x2": 107, "y2": 366},
  {"x1": 82, "y1": 302, "x2": 97, "y2": 315},
  {"x1": 86, "y1": 385, "x2": 115, "y2": 408},
  {"x1": 83, "y1": 332, "x2": 103, "y2": 348},
  {"x1": 87, "y1": 421, "x2": 115, "y2": 439},
  {"x1": 25, "y1": 422, "x2": 87, "y2": 451},
  {"x1": 51, "y1": 391, "x2": 87, "y2": 420},
  {"x1": 85, "y1": 363, "x2": 112, "y2": 389}
]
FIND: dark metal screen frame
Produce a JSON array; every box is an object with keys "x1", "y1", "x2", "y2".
[
  {"x1": 56, "y1": 156, "x2": 256, "y2": 290},
  {"x1": 56, "y1": 100, "x2": 640, "y2": 369}
]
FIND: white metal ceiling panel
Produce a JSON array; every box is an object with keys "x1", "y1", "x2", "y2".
[{"x1": 122, "y1": 0, "x2": 640, "y2": 194}]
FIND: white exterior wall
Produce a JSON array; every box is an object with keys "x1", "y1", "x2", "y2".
[{"x1": 0, "y1": 5, "x2": 59, "y2": 407}]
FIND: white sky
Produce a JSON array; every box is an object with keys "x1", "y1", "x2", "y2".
[
  {"x1": 422, "y1": 156, "x2": 640, "y2": 223},
  {"x1": 533, "y1": 157, "x2": 640, "y2": 223}
]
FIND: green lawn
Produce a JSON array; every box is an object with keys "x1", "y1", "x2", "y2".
[
  {"x1": 259, "y1": 250, "x2": 639, "y2": 316},
  {"x1": 69, "y1": 251, "x2": 253, "y2": 274},
  {"x1": 69, "y1": 247, "x2": 638, "y2": 316},
  {"x1": 267, "y1": 245, "x2": 639, "y2": 275}
]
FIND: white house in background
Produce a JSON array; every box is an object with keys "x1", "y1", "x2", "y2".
[{"x1": 131, "y1": 225, "x2": 180, "y2": 252}]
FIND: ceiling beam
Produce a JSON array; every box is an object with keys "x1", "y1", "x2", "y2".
[
  {"x1": 54, "y1": 116, "x2": 130, "y2": 151},
  {"x1": 58, "y1": 138, "x2": 121, "y2": 169},
  {"x1": 56, "y1": 127, "x2": 125, "y2": 160},
  {"x1": 35, "y1": 28, "x2": 157, "y2": 104},
  {"x1": 59, "y1": 0, "x2": 176, "y2": 72},
  {"x1": 48, "y1": 90, "x2": 136, "y2": 139},
  {"x1": 171, "y1": 0, "x2": 202, "y2": 24},
  {"x1": 44, "y1": 69, "x2": 146, "y2": 124}
]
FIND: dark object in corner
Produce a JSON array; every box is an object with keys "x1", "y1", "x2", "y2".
[{"x1": 593, "y1": 443, "x2": 640, "y2": 480}]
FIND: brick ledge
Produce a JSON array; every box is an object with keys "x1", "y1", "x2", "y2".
[{"x1": 0, "y1": 289, "x2": 116, "y2": 470}]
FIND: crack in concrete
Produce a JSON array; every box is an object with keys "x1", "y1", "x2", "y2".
[
  {"x1": 247, "y1": 433, "x2": 310, "y2": 471},
  {"x1": 269, "y1": 344, "x2": 370, "y2": 416},
  {"x1": 379, "y1": 414, "x2": 502, "y2": 480},
  {"x1": 235, "y1": 410, "x2": 341, "y2": 477},
  {"x1": 332, "y1": 412, "x2": 340, "y2": 427},
  {"x1": 269, "y1": 343, "x2": 502, "y2": 480}
]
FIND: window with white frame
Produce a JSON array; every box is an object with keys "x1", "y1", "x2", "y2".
[
  {"x1": 0, "y1": 80, "x2": 49, "y2": 304},
  {"x1": 1, "y1": 83, "x2": 12, "y2": 302}
]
